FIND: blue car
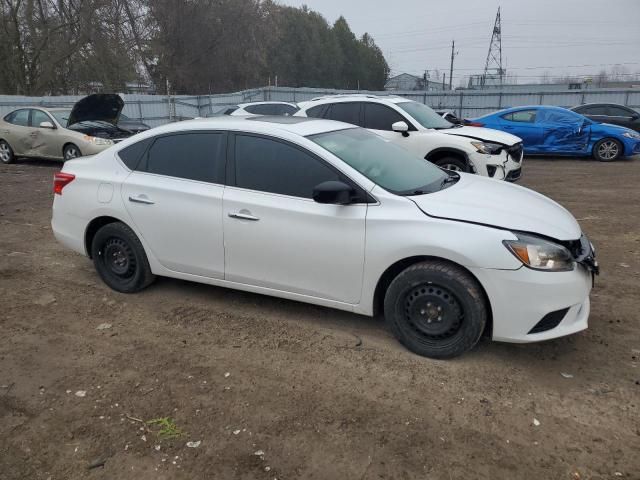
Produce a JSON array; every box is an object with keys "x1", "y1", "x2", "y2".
[{"x1": 470, "y1": 106, "x2": 640, "y2": 161}]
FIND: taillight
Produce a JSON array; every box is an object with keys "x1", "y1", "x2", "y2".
[
  {"x1": 53, "y1": 172, "x2": 75, "y2": 195},
  {"x1": 466, "y1": 121, "x2": 485, "y2": 127}
]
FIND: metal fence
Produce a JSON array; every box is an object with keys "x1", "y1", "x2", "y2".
[{"x1": 1, "y1": 86, "x2": 639, "y2": 126}]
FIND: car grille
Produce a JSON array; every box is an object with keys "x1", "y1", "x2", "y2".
[{"x1": 507, "y1": 143, "x2": 523, "y2": 163}]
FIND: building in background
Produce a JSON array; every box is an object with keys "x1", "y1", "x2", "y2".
[{"x1": 385, "y1": 73, "x2": 445, "y2": 91}]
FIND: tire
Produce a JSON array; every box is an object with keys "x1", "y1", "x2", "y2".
[
  {"x1": 63, "y1": 143, "x2": 82, "y2": 161},
  {"x1": 593, "y1": 138, "x2": 623, "y2": 162},
  {"x1": 91, "y1": 222, "x2": 155, "y2": 293},
  {"x1": 0, "y1": 140, "x2": 15, "y2": 164},
  {"x1": 384, "y1": 260, "x2": 487, "y2": 359},
  {"x1": 432, "y1": 156, "x2": 468, "y2": 172}
]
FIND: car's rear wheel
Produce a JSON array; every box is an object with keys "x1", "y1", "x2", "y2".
[
  {"x1": 91, "y1": 222, "x2": 155, "y2": 293},
  {"x1": 384, "y1": 260, "x2": 487, "y2": 359},
  {"x1": 0, "y1": 140, "x2": 15, "y2": 164},
  {"x1": 63, "y1": 144, "x2": 81, "y2": 161},
  {"x1": 432, "y1": 156, "x2": 468, "y2": 172},
  {"x1": 593, "y1": 138, "x2": 623, "y2": 162}
]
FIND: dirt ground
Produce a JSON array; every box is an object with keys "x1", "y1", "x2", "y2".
[{"x1": 1, "y1": 156, "x2": 639, "y2": 480}]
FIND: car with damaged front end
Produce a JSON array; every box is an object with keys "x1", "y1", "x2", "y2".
[{"x1": 52, "y1": 116, "x2": 597, "y2": 358}]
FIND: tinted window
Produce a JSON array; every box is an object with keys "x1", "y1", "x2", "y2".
[
  {"x1": 396, "y1": 102, "x2": 450, "y2": 129},
  {"x1": 144, "y1": 133, "x2": 226, "y2": 183},
  {"x1": 118, "y1": 138, "x2": 153, "y2": 170},
  {"x1": 6, "y1": 109, "x2": 30, "y2": 127},
  {"x1": 306, "y1": 105, "x2": 326, "y2": 118},
  {"x1": 363, "y1": 103, "x2": 407, "y2": 131},
  {"x1": 325, "y1": 103, "x2": 361, "y2": 125},
  {"x1": 244, "y1": 104, "x2": 277, "y2": 115},
  {"x1": 234, "y1": 134, "x2": 340, "y2": 198},
  {"x1": 609, "y1": 106, "x2": 635, "y2": 117},
  {"x1": 579, "y1": 105, "x2": 608, "y2": 115},
  {"x1": 502, "y1": 110, "x2": 537, "y2": 123},
  {"x1": 244, "y1": 104, "x2": 297, "y2": 116},
  {"x1": 31, "y1": 110, "x2": 51, "y2": 127}
]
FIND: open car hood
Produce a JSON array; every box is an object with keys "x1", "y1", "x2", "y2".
[
  {"x1": 411, "y1": 173, "x2": 581, "y2": 241},
  {"x1": 67, "y1": 94, "x2": 124, "y2": 127},
  {"x1": 440, "y1": 125, "x2": 521, "y2": 146}
]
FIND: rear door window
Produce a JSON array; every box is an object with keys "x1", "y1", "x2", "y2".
[
  {"x1": 580, "y1": 105, "x2": 608, "y2": 116},
  {"x1": 118, "y1": 138, "x2": 154, "y2": 170},
  {"x1": 141, "y1": 132, "x2": 226, "y2": 183},
  {"x1": 502, "y1": 110, "x2": 537, "y2": 123},
  {"x1": 5, "y1": 109, "x2": 30, "y2": 127}
]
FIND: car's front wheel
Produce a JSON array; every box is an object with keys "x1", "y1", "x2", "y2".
[
  {"x1": 432, "y1": 156, "x2": 468, "y2": 172},
  {"x1": 593, "y1": 138, "x2": 623, "y2": 162},
  {"x1": 91, "y1": 222, "x2": 155, "y2": 293},
  {"x1": 63, "y1": 144, "x2": 82, "y2": 161},
  {"x1": 0, "y1": 140, "x2": 15, "y2": 164},
  {"x1": 384, "y1": 260, "x2": 487, "y2": 359}
]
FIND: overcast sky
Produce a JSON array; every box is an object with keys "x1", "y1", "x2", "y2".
[{"x1": 279, "y1": 0, "x2": 640, "y2": 85}]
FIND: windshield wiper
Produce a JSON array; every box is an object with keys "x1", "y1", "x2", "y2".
[{"x1": 439, "y1": 174, "x2": 459, "y2": 189}]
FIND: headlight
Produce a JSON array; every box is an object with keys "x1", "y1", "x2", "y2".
[
  {"x1": 83, "y1": 135, "x2": 114, "y2": 146},
  {"x1": 622, "y1": 131, "x2": 640, "y2": 139},
  {"x1": 470, "y1": 141, "x2": 503, "y2": 155},
  {"x1": 503, "y1": 233, "x2": 574, "y2": 271}
]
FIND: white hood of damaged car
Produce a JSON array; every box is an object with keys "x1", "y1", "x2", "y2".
[
  {"x1": 411, "y1": 173, "x2": 581, "y2": 241},
  {"x1": 440, "y1": 126, "x2": 521, "y2": 146}
]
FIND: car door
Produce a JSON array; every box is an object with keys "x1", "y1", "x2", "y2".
[
  {"x1": 223, "y1": 133, "x2": 367, "y2": 304},
  {"x1": 537, "y1": 109, "x2": 590, "y2": 154},
  {"x1": 608, "y1": 105, "x2": 640, "y2": 131},
  {"x1": 2, "y1": 109, "x2": 33, "y2": 155},
  {"x1": 498, "y1": 110, "x2": 543, "y2": 152},
  {"x1": 30, "y1": 109, "x2": 63, "y2": 159},
  {"x1": 121, "y1": 131, "x2": 227, "y2": 278}
]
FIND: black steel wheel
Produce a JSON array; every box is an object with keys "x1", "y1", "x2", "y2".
[
  {"x1": 91, "y1": 222, "x2": 155, "y2": 293},
  {"x1": 384, "y1": 260, "x2": 487, "y2": 359}
]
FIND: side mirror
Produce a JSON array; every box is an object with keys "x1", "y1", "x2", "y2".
[
  {"x1": 312, "y1": 180, "x2": 355, "y2": 205},
  {"x1": 392, "y1": 121, "x2": 410, "y2": 137},
  {"x1": 39, "y1": 121, "x2": 55, "y2": 129},
  {"x1": 631, "y1": 113, "x2": 640, "y2": 121}
]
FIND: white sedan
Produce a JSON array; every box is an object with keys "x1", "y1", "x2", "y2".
[{"x1": 52, "y1": 116, "x2": 597, "y2": 358}]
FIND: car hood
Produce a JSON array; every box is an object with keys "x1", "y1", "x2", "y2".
[
  {"x1": 439, "y1": 125, "x2": 521, "y2": 146},
  {"x1": 67, "y1": 94, "x2": 124, "y2": 127},
  {"x1": 410, "y1": 173, "x2": 581, "y2": 241}
]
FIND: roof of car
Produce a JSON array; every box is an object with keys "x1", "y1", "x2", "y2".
[
  {"x1": 237, "y1": 101, "x2": 297, "y2": 107},
  {"x1": 299, "y1": 94, "x2": 411, "y2": 107},
  {"x1": 138, "y1": 115, "x2": 353, "y2": 138}
]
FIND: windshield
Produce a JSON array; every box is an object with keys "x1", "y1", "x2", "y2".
[
  {"x1": 51, "y1": 110, "x2": 71, "y2": 127},
  {"x1": 309, "y1": 127, "x2": 450, "y2": 195},
  {"x1": 396, "y1": 101, "x2": 453, "y2": 129}
]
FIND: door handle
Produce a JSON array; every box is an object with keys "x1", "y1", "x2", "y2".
[
  {"x1": 128, "y1": 195, "x2": 155, "y2": 205},
  {"x1": 228, "y1": 212, "x2": 259, "y2": 221}
]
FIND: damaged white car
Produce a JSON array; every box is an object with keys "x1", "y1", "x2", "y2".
[{"x1": 296, "y1": 95, "x2": 524, "y2": 181}]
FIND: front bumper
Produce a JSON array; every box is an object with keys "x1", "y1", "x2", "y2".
[
  {"x1": 468, "y1": 264, "x2": 592, "y2": 343},
  {"x1": 468, "y1": 144, "x2": 523, "y2": 181}
]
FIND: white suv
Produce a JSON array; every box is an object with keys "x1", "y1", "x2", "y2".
[
  {"x1": 296, "y1": 95, "x2": 524, "y2": 181},
  {"x1": 52, "y1": 116, "x2": 596, "y2": 358}
]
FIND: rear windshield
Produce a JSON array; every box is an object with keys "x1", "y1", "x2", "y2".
[{"x1": 309, "y1": 127, "x2": 448, "y2": 195}]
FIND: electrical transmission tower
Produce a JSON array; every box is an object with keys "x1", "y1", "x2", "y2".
[{"x1": 482, "y1": 7, "x2": 505, "y2": 87}]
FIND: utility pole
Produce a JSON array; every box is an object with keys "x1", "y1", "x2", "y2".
[
  {"x1": 442, "y1": 73, "x2": 446, "y2": 90},
  {"x1": 449, "y1": 40, "x2": 456, "y2": 90}
]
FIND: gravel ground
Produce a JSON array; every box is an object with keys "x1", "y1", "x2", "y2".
[{"x1": 1, "y1": 156, "x2": 639, "y2": 479}]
